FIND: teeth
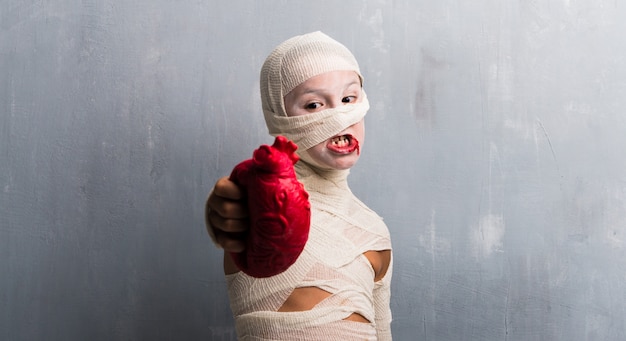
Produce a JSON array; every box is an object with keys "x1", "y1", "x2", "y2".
[{"x1": 332, "y1": 135, "x2": 350, "y2": 147}]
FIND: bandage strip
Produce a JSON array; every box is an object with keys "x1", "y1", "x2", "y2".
[{"x1": 267, "y1": 93, "x2": 369, "y2": 152}]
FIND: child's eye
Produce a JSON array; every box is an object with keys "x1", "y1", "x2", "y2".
[
  {"x1": 305, "y1": 102, "x2": 323, "y2": 110},
  {"x1": 342, "y1": 96, "x2": 356, "y2": 103}
]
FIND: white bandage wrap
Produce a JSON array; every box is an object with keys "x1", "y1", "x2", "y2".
[
  {"x1": 225, "y1": 31, "x2": 393, "y2": 340},
  {"x1": 270, "y1": 93, "x2": 369, "y2": 151}
]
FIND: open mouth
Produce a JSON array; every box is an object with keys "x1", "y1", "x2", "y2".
[{"x1": 327, "y1": 134, "x2": 360, "y2": 155}]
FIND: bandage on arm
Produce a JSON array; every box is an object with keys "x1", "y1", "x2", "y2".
[{"x1": 228, "y1": 136, "x2": 311, "y2": 278}]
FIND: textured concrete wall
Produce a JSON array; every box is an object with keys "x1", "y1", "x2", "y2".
[{"x1": 1, "y1": 1, "x2": 625, "y2": 340}]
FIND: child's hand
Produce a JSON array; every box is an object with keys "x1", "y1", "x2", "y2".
[{"x1": 205, "y1": 176, "x2": 249, "y2": 252}]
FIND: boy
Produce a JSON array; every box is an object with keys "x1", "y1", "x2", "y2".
[{"x1": 206, "y1": 31, "x2": 392, "y2": 340}]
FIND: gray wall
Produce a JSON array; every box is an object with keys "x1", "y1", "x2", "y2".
[{"x1": 1, "y1": 1, "x2": 625, "y2": 340}]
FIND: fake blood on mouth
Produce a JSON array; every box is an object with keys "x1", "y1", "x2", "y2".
[{"x1": 327, "y1": 134, "x2": 360, "y2": 155}]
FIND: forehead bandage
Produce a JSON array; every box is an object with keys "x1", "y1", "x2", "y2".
[{"x1": 260, "y1": 31, "x2": 368, "y2": 151}]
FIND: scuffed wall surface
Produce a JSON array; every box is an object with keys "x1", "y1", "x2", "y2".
[{"x1": 1, "y1": 1, "x2": 625, "y2": 340}]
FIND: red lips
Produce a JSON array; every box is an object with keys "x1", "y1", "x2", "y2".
[{"x1": 326, "y1": 134, "x2": 360, "y2": 155}]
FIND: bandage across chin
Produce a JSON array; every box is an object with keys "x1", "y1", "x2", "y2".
[{"x1": 268, "y1": 93, "x2": 370, "y2": 152}]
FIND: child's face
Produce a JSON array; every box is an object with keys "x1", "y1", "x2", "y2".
[{"x1": 284, "y1": 70, "x2": 365, "y2": 170}]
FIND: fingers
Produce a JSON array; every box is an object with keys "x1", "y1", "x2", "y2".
[
  {"x1": 207, "y1": 206, "x2": 249, "y2": 233},
  {"x1": 215, "y1": 232, "x2": 246, "y2": 253},
  {"x1": 208, "y1": 177, "x2": 248, "y2": 219},
  {"x1": 206, "y1": 209, "x2": 248, "y2": 253},
  {"x1": 205, "y1": 176, "x2": 249, "y2": 253},
  {"x1": 213, "y1": 176, "x2": 244, "y2": 200}
]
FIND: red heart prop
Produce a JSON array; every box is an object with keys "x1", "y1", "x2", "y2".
[{"x1": 229, "y1": 136, "x2": 311, "y2": 278}]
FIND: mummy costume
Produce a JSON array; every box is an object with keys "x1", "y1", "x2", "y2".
[{"x1": 215, "y1": 31, "x2": 393, "y2": 340}]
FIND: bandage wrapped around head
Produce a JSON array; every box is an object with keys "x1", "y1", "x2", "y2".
[{"x1": 260, "y1": 31, "x2": 370, "y2": 154}]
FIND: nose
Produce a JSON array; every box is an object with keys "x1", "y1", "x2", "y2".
[{"x1": 327, "y1": 99, "x2": 342, "y2": 109}]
